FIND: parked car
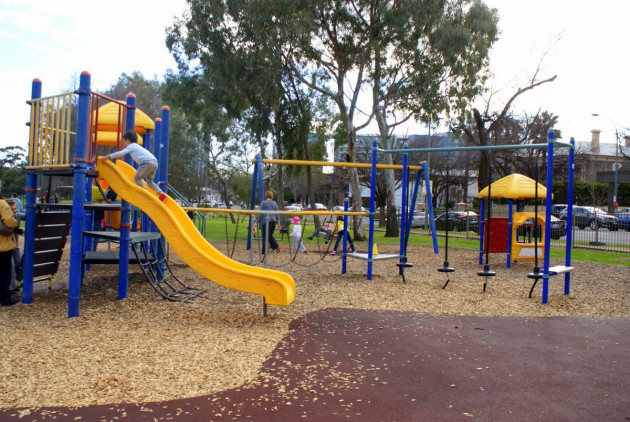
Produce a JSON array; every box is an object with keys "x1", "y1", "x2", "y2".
[
  {"x1": 617, "y1": 212, "x2": 630, "y2": 231},
  {"x1": 559, "y1": 206, "x2": 619, "y2": 231},
  {"x1": 517, "y1": 215, "x2": 567, "y2": 240},
  {"x1": 550, "y1": 204, "x2": 568, "y2": 218},
  {"x1": 212, "y1": 202, "x2": 227, "y2": 209},
  {"x1": 285, "y1": 203, "x2": 303, "y2": 212},
  {"x1": 434, "y1": 211, "x2": 480, "y2": 233},
  {"x1": 398, "y1": 210, "x2": 427, "y2": 228},
  {"x1": 306, "y1": 203, "x2": 327, "y2": 211},
  {"x1": 332, "y1": 205, "x2": 368, "y2": 213}
]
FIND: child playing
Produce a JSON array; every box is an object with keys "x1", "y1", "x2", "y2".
[
  {"x1": 101, "y1": 130, "x2": 167, "y2": 202},
  {"x1": 289, "y1": 216, "x2": 307, "y2": 255},
  {"x1": 331, "y1": 216, "x2": 355, "y2": 255}
]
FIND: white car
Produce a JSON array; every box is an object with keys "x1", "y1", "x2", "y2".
[
  {"x1": 285, "y1": 203, "x2": 303, "y2": 212},
  {"x1": 306, "y1": 203, "x2": 327, "y2": 211},
  {"x1": 333, "y1": 205, "x2": 368, "y2": 213}
]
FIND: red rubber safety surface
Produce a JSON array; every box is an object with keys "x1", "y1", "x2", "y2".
[{"x1": 2, "y1": 308, "x2": 629, "y2": 421}]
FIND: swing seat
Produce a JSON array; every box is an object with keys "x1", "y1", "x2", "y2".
[
  {"x1": 396, "y1": 261, "x2": 413, "y2": 269},
  {"x1": 477, "y1": 269, "x2": 496, "y2": 277},
  {"x1": 437, "y1": 266, "x2": 455, "y2": 273},
  {"x1": 548, "y1": 265, "x2": 574, "y2": 275}
]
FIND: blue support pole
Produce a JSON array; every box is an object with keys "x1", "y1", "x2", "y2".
[
  {"x1": 67, "y1": 71, "x2": 91, "y2": 317},
  {"x1": 399, "y1": 144, "x2": 409, "y2": 275},
  {"x1": 247, "y1": 156, "x2": 261, "y2": 251},
  {"x1": 342, "y1": 198, "x2": 349, "y2": 274},
  {"x1": 159, "y1": 107, "x2": 171, "y2": 196},
  {"x1": 423, "y1": 163, "x2": 439, "y2": 254},
  {"x1": 157, "y1": 108, "x2": 170, "y2": 275},
  {"x1": 149, "y1": 119, "x2": 162, "y2": 254},
  {"x1": 117, "y1": 93, "x2": 137, "y2": 300},
  {"x1": 542, "y1": 130, "x2": 555, "y2": 304},
  {"x1": 22, "y1": 172, "x2": 37, "y2": 304},
  {"x1": 258, "y1": 156, "x2": 265, "y2": 208},
  {"x1": 507, "y1": 200, "x2": 513, "y2": 268},
  {"x1": 21, "y1": 78, "x2": 42, "y2": 304},
  {"x1": 367, "y1": 141, "x2": 378, "y2": 280},
  {"x1": 478, "y1": 199, "x2": 486, "y2": 265},
  {"x1": 564, "y1": 138, "x2": 575, "y2": 295}
]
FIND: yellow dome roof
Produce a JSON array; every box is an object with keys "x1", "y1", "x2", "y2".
[
  {"x1": 478, "y1": 173, "x2": 550, "y2": 200},
  {"x1": 95, "y1": 101, "x2": 155, "y2": 135}
]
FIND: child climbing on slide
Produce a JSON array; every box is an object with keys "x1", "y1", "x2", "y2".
[
  {"x1": 101, "y1": 130, "x2": 167, "y2": 202},
  {"x1": 289, "y1": 216, "x2": 307, "y2": 255}
]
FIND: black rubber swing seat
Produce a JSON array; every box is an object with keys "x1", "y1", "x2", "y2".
[
  {"x1": 527, "y1": 271, "x2": 544, "y2": 280},
  {"x1": 396, "y1": 262, "x2": 414, "y2": 269},
  {"x1": 437, "y1": 266, "x2": 455, "y2": 273},
  {"x1": 477, "y1": 269, "x2": 496, "y2": 277}
]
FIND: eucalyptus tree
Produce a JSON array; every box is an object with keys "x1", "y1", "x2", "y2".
[
  {"x1": 166, "y1": 0, "x2": 332, "y2": 219},
  {"x1": 367, "y1": 0, "x2": 499, "y2": 236}
]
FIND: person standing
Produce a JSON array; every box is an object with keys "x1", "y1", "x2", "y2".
[
  {"x1": 101, "y1": 130, "x2": 168, "y2": 202},
  {"x1": 0, "y1": 199, "x2": 19, "y2": 306},
  {"x1": 331, "y1": 216, "x2": 355, "y2": 255},
  {"x1": 257, "y1": 190, "x2": 280, "y2": 255},
  {"x1": 289, "y1": 216, "x2": 307, "y2": 255},
  {"x1": 6, "y1": 199, "x2": 23, "y2": 292},
  {"x1": 11, "y1": 193, "x2": 22, "y2": 213}
]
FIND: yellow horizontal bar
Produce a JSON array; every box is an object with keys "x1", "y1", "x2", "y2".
[
  {"x1": 27, "y1": 91, "x2": 75, "y2": 104},
  {"x1": 24, "y1": 164, "x2": 73, "y2": 170},
  {"x1": 258, "y1": 158, "x2": 424, "y2": 171}
]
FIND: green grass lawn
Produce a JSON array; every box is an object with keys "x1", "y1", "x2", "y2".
[{"x1": 200, "y1": 214, "x2": 630, "y2": 267}]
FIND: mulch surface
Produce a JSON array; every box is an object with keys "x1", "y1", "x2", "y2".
[{"x1": 3, "y1": 308, "x2": 628, "y2": 421}]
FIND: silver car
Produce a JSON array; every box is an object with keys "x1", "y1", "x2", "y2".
[{"x1": 398, "y1": 210, "x2": 427, "y2": 228}]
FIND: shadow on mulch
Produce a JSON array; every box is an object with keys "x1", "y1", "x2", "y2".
[{"x1": 2, "y1": 308, "x2": 629, "y2": 421}]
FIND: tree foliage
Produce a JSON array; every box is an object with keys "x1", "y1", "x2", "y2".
[{"x1": 0, "y1": 146, "x2": 27, "y2": 196}]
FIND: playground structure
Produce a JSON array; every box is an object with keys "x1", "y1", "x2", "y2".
[
  {"x1": 248, "y1": 141, "x2": 438, "y2": 283},
  {"x1": 19, "y1": 71, "x2": 575, "y2": 317},
  {"x1": 22, "y1": 72, "x2": 295, "y2": 317},
  {"x1": 383, "y1": 132, "x2": 576, "y2": 304},
  {"x1": 477, "y1": 173, "x2": 551, "y2": 266}
]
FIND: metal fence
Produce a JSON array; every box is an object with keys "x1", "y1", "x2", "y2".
[{"x1": 396, "y1": 209, "x2": 630, "y2": 254}]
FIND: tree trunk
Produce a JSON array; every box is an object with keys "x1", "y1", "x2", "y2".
[{"x1": 374, "y1": 105, "x2": 399, "y2": 237}]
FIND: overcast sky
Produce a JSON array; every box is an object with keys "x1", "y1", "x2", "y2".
[{"x1": 1, "y1": 0, "x2": 628, "y2": 153}]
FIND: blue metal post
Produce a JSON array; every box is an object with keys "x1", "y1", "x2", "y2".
[
  {"x1": 399, "y1": 144, "x2": 408, "y2": 275},
  {"x1": 506, "y1": 200, "x2": 513, "y2": 268},
  {"x1": 149, "y1": 119, "x2": 162, "y2": 255},
  {"x1": 342, "y1": 198, "x2": 348, "y2": 274},
  {"x1": 21, "y1": 78, "x2": 43, "y2": 304},
  {"x1": 542, "y1": 130, "x2": 555, "y2": 304},
  {"x1": 367, "y1": 141, "x2": 378, "y2": 280},
  {"x1": 67, "y1": 71, "x2": 91, "y2": 317},
  {"x1": 159, "y1": 107, "x2": 171, "y2": 196},
  {"x1": 423, "y1": 163, "x2": 439, "y2": 254},
  {"x1": 116, "y1": 93, "x2": 137, "y2": 300},
  {"x1": 247, "y1": 156, "x2": 261, "y2": 251},
  {"x1": 478, "y1": 199, "x2": 486, "y2": 265}
]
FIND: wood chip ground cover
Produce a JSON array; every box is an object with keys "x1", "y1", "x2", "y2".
[{"x1": 1, "y1": 242, "x2": 628, "y2": 409}]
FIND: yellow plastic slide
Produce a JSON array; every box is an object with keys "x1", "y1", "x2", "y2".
[{"x1": 97, "y1": 158, "x2": 295, "y2": 307}]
